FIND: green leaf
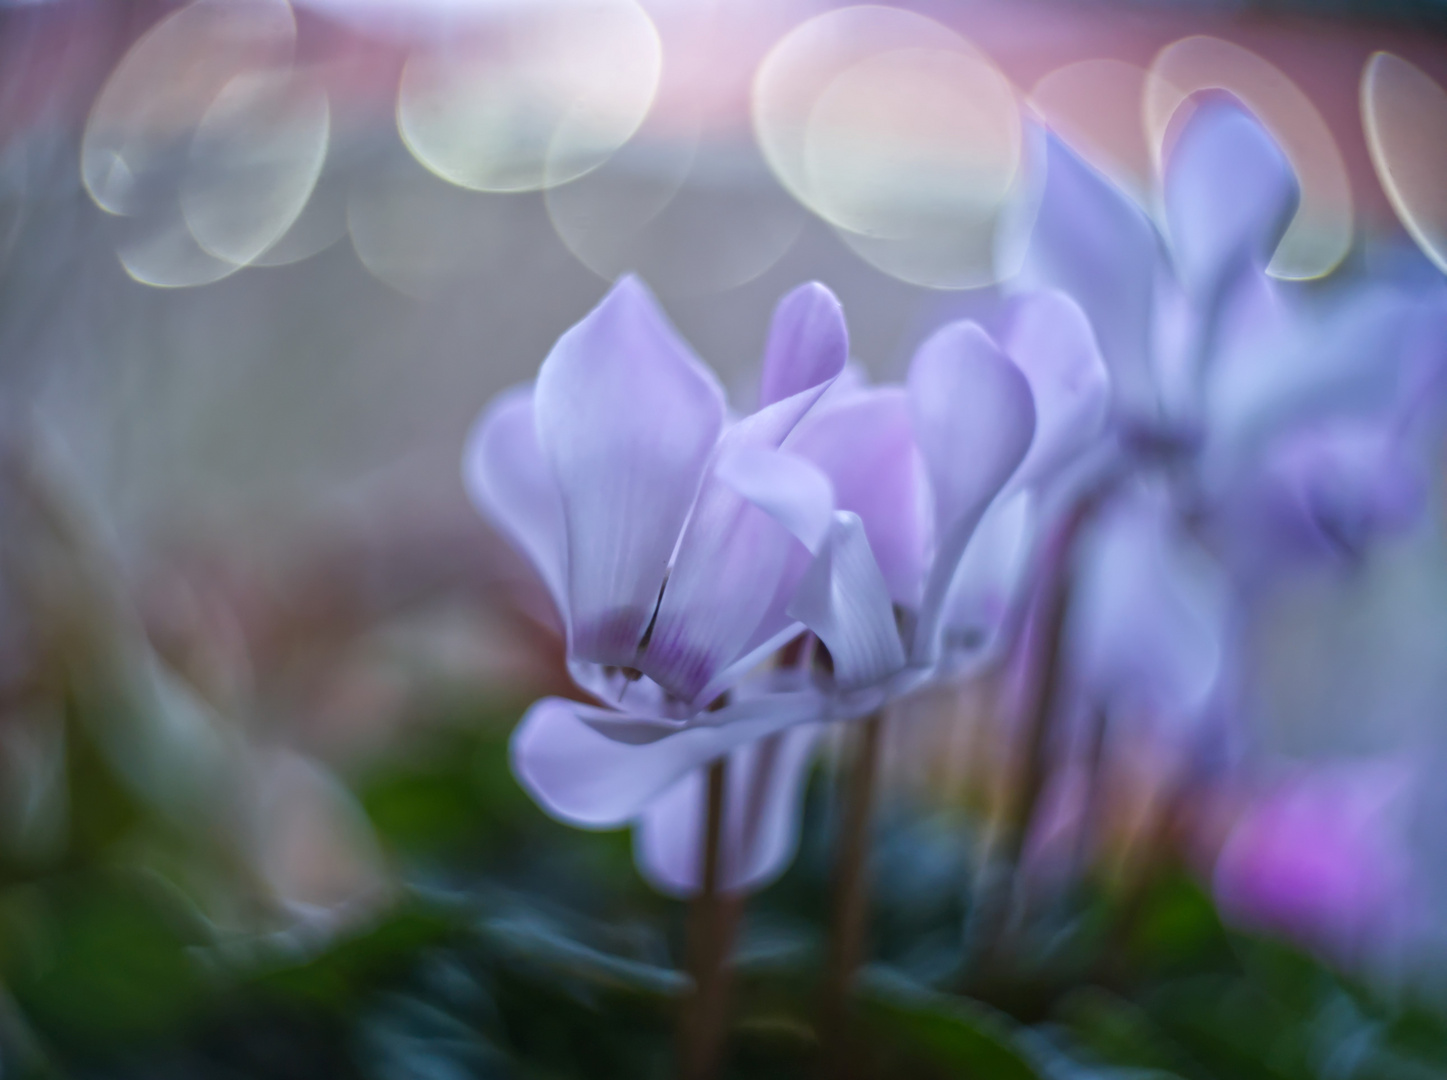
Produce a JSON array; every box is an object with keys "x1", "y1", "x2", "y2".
[
  {"x1": 1127, "y1": 875, "x2": 1229, "y2": 971},
  {"x1": 1055, "y1": 986, "x2": 1200, "y2": 1076},
  {"x1": 4, "y1": 874, "x2": 206, "y2": 1049},
  {"x1": 857, "y1": 967, "x2": 1042, "y2": 1080},
  {"x1": 475, "y1": 914, "x2": 688, "y2": 1005},
  {"x1": 257, "y1": 902, "x2": 462, "y2": 1011}
]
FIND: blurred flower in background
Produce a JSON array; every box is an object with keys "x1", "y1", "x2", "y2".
[{"x1": 2, "y1": 0, "x2": 1447, "y2": 1076}]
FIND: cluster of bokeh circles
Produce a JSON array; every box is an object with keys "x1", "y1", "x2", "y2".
[{"x1": 78, "y1": 0, "x2": 1447, "y2": 295}]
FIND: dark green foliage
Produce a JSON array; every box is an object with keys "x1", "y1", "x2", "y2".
[{"x1": 2, "y1": 695, "x2": 1446, "y2": 1080}]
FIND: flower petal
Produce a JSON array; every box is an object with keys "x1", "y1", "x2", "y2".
[
  {"x1": 510, "y1": 693, "x2": 824, "y2": 828},
  {"x1": 759, "y1": 282, "x2": 848, "y2": 408},
  {"x1": 1069, "y1": 487, "x2": 1229, "y2": 725},
  {"x1": 1206, "y1": 283, "x2": 1428, "y2": 470},
  {"x1": 671, "y1": 447, "x2": 833, "y2": 704},
  {"x1": 715, "y1": 445, "x2": 834, "y2": 556},
  {"x1": 907, "y1": 321, "x2": 1036, "y2": 659},
  {"x1": 534, "y1": 275, "x2": 725, "y2": 667},
  {"x1": 631, "y1": 285, "x2": 845, "y2": 703},
  {"x1": 1001, "y1": 291, "x2": 1110, "y2": 489},
  {"x1": 937, "y1": 490, "x2": 1034, "y2": 670},
  {"x1": 1019, "y1": 133, "x2": 1160, "y2": 419},
  {"x1": 640, "y1": 445, "x2": 830, "y2": 704},
  {"x1": 787, "y1": 512, "x2": 907, "y2": 690},
  {"x1": 463, "y1": 385, "x2": 568, "y2": 620},
  {"x1": 1164, "y1": 98, "x2": 1298, "y2": 301},
  {"x1": 633, "y1": 724, "x2": 821, "y2": 897},
  {"x1": 786, "y1": 388, "x2": 928, "y2": 607}
]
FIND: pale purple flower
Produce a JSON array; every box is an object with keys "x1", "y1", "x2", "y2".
[
  {"x1": 464, "y1": 275, "x2": 1059, "y2": 894},
  {"x1": 790, "y1": 287, "x2": 1110, "y2": 679},
  {"x1": 466, "y1": 275, "x2": 845, "y2": 892},
  {"x1": 1020, "y1": 96, "x2": 1447, "y2": 576},
  {"x1": 1066, "y1": 482, "x2": 1230, "y2": 742},
  {"x1": 995, "y1": 99, "x2": 1447, "y2": 776}
]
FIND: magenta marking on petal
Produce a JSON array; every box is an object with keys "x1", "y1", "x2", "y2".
[
  {"x1": 572, "y1": 606, "x2": 653, "y2": 668},
  {"x1": 639, "y1": 625, "x2": 719, "y2": 704}
]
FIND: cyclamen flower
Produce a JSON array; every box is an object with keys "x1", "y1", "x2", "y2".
[
  {"x1": 790, "y1": 287, "x2": 1110, "y2": 677},
  {"x1": 467, "y1": 276, "x2": 846, "y2": 892},
  {"x1": 1021, "y1": 96, "x2": 1447, "y2": 581},
  {"x1": 464, "y1": 276, "x2": 1069, "y2": 894},
  {"x1": 995, "y1": 99, "x2": 1447, "y2": 770}
]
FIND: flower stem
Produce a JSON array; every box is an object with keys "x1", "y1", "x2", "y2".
[
  {"x1": 820, "y1": 710, "x2": 884, "y2": 1078},
  {"x1": 681, "y1": 756, "x2": 738, "y2": 1080}
]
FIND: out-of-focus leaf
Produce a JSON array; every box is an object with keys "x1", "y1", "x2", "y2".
[
  {"x1": 1142, "y1": 974, "x2": 1305, "y2": 1080},
  {"x1": 362, "y1": 763, "x2": 491, "y2": 859},
  {"x1": 857, "y1": 966, "x2": 1043, "y2": 1080},
  {"x1": 1230, "y1": 933, "x2": 1335, "y2": 1021},
  {"x1": 63, "y1": 707, "x2": 147, "y2": 863},
  {"x1": 358, "y1": 988, "x2": 510, "y2": 1080},
  {"x1": 1126, "y1": 875, "x2": 1230, "y2": 971},
  {"x1": 467, "y1": 906, "x2": 680, "y2": 1079},
  {"x1": 257, "y1": 902, "x2": 463, "y2": 1010},
  {"x1": 358, "y1": 721, "x2": 520, "y2": 859},
  {"x1": 1381, "y1": 1005, "x2": 1447, "y2": 1068},
  {"x1": 4, "y1": 874, "x2": 207, "y2": 1049},
  {"x1": 1055, "y1": 986, "x2": 1200, "y2": 1076},
  {"x1": 475, "y1": 913, "x2": 687, "y2": 1006}
]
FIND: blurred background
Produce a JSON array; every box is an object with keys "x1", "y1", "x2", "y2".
[{"x1": 3, "y1": 0, "x2": 1447, "y2": 1076}]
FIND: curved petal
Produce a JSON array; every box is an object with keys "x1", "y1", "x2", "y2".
[
  {"x1": 510, "y1": 693, "x2": 824, "y2": 828},
  {"x1": 1164, "y1": 98, "x2": 1299, "y2": 301},
  {"x1": 633, "y1": 286, "x2": 845, "y2": 703},
  {"x1": 634, "y1": 724, "x2": 821, "y2": 897},
  {"x1": 786, "y1": 388, "x2": 929, "y2": 607},
  {"x1": 907, "y1": 321, "x2": 1036, "y2": 659},
  {"x1": 1001, "y1": 290, "x2": 1111, "y2": 489},
  {"x1": 683, "y1": 449, "x2": 834, "y2": 703},
  {"x1": 787, "y1": 512, "x2": 906, "y2": 690},
  {"x1": 640, "y1": 445, "x2": 831, "y2": 703},
  {"x1": 462, "y1": 385, "x2": 568, "y2": 619},
  {"x1": 937, "y1": 490, "x2": 1035, "y2": 671},
  {"x1": 759, "y1": 281, "x2": 848, "y2": 409},
  {"x1": 534, "y1": 275, "x2": 725, "y2": 667},
  {"x1": 716, "y1": 445, "x2": 834, "y2": 556},
  {"x1": 1018, "y1": 133, "x2": 1160, "y2": 419}
]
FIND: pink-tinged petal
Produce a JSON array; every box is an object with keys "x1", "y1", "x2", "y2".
[
  {"x1": 788, "y1": 512, "x2": 906, "y2": 690},
  {"x1": 907, "y1": 322, "x2": 1036, "y2": 659},
  {"x1": 640, "y1": 445, "x2": 830, "y2": 704},
  {"x1": 787, "y1": 388, "x2": 928, "y2": 607},
  {"x1": 534, "y1": 276, "x2": 725, "y2": 668},
  {"x1": 462, "y1": 385, "x2": 567, "y2": 620},
  {"x1": 1213, "y1": 761, "x2": 1420, "y2": 959},
  {"x1": 1019, "y1": 134, "x2": 1160, "y2": 418},
  {"x1": 759, "y1": 282, "x2": 848, "y2": 408},
  {"x1": 1001, "y1": 291, "x2": 1110, "y2": 488},
  {"x1": 511, "y1": 693, "x2": 824, "y2": 828},
  {"x1": 634, "y1": 724, "x2": 821, "y2": 897},
  {"x1": 1164, "y1": 98, "x2": 1298, "y2": 300}
]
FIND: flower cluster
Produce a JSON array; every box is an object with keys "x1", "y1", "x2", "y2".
[{"x1": 465, "y1": 98, "x2": 1447, "y2": 911}]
